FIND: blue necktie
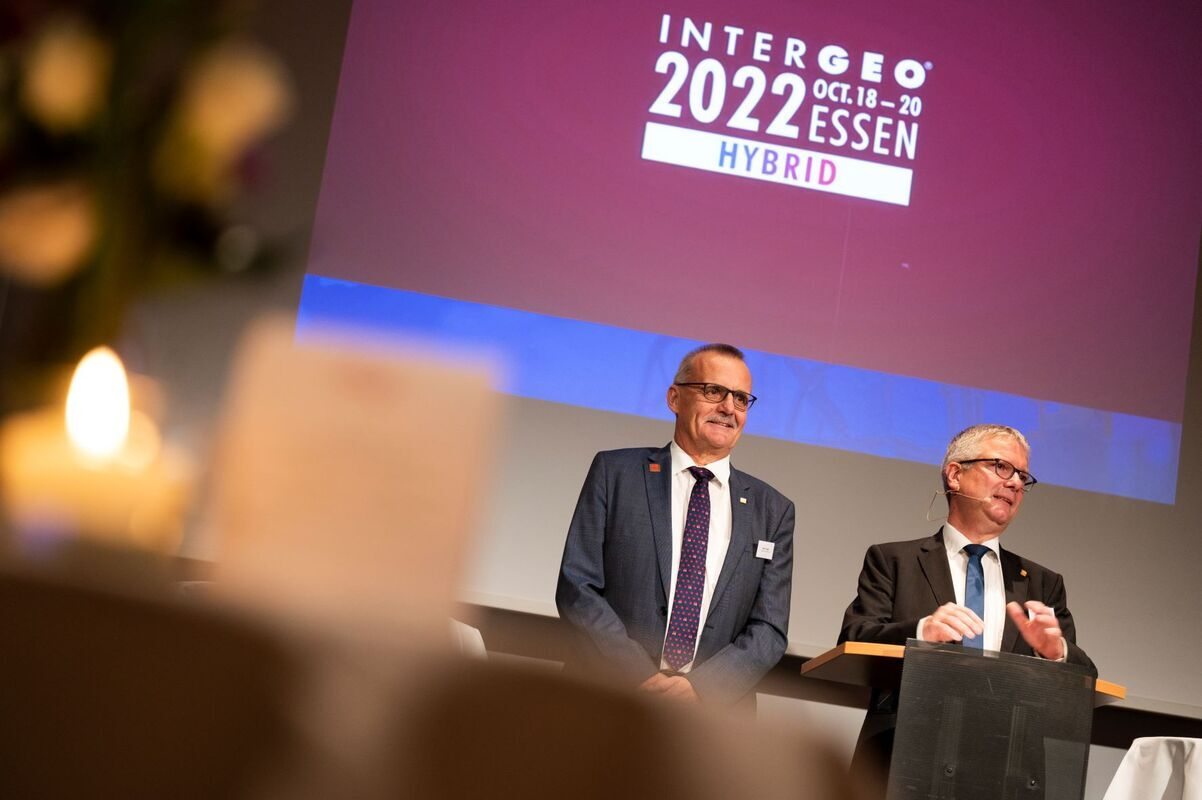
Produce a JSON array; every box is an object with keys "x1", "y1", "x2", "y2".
[
  {"x1": 662, "y1": 466, "x2": 713, "y2": 671},
  {"x1": 963, "y1": 544, "x2": 989, "y2": 649}
]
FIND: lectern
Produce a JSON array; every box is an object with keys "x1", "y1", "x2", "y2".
[{"x1": 802, "y1": 640, "x2": 1126, "y2": 800}]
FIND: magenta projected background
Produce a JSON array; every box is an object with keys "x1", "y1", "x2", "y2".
[{"x1": 301, "y1": 0, "x2": 1202, "y2": 502}]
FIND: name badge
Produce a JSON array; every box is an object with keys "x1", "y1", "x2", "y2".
[{"x1": 756, "y1": 540, "x2": 774, "y2": 560}]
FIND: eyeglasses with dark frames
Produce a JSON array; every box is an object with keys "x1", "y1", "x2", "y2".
[
  {"x1": 673, "y1": 382, "x2": 758, "y2": 411},
  {"x1": 957, "y1": 458, "x2": 1038, "y2": 490}
]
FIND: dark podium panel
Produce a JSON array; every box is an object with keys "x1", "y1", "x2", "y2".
[{"x1": 887, "y1": 641, "x2": 1096, "y2": 800}]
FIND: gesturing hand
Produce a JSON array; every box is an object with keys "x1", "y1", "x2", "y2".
[{"x1": 1006, "y1": 600, "x2": 1065, "y2": 660}]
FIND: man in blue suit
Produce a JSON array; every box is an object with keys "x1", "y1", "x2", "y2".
[{"x1": 556, "y1": 343, "x2": 795, "y2": 705}]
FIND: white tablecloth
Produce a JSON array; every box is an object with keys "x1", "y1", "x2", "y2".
[{"x1": 1103, "y1": 737, "x2": 1202, "y2": 800}]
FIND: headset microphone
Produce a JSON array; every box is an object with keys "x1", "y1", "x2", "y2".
[
  {"x1": 926, "y1": 489, "x2": 997, "y2": 521},
  {"x1": 946, "y1": 489, "x2": 993, "y2": 503}
]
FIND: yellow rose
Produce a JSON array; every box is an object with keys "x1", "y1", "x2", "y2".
[
  {"x1": 154, "y1": 40, "x2": 293, "y2": 203},
  {"x1": 0, "y1": 181, "x2": 97, "y2": 286},
  {"x1": 20, "y1": 18, "x2": 112, "y2": 134}
]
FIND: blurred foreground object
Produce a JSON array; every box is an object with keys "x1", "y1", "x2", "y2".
[
  {"x1": 0, "y1": 320, "x2": 867, "y2": 798},
  {"x1": 0, "y1": 345, "x2": 194, "y2": 552},
  {"x1": 0, "y1": 2, "x2": 294, "y2": 410},
  {"x1": 388, "y1": 658, "x2": 868, "y2": 800},
  {"x1": 205, "y1": 317, "x2": 503, "y2": 645},
  {"x1": 0, "y1": 565, "x2": 301, "y2": 799},
  {"x1": 0, "y1": 563, "x2": 866, "y2": 799}
]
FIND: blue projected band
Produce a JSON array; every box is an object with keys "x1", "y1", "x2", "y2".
[{"x1": 296, "y1": 274, "x2": 1180, "y2": 504}]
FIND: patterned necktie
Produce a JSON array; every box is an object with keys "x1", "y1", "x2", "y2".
[
  {"x1": 662, "y1": 466, "x2": 714, "y2": 671},
  {"x1": 963, "y1": 543, "x2": 989, "y2": 649}
]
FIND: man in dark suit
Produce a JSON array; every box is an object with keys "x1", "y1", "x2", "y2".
[
  {"x1": 556, "y1": 343, "x2": 795, "y2": 705},
  {"x1": 839, "y1": 423, "x2": 1095, "y2": 786}
]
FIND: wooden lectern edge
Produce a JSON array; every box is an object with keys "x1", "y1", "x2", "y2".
[
  {"x1": 798, "y1": 641, "x2": 903, "y2": 676},
  {"x1": 801, "y1": 641, "x2": 1127, "y2": 704}
]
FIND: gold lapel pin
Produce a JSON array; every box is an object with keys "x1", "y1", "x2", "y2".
[
  {"x1": 739, "y1": 497, "x2": 747, "y2": 504},
  {"x1": 1020, "y1": 568, "x2": 1028, "y2": 578}
]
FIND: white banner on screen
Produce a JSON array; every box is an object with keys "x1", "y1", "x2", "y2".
[{"x1": 641, "y1": 121, "x2": 913, "y2": 206}]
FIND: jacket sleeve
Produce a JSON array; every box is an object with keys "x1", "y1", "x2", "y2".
[
  {"x1": 1039, "y1": 569, "x2": 1097, "y2": 675},
  {"x1": 839, "y1": 545, "x2": 924, "y2": 645},
  {"x1": 555, "y1": 452, "x2": 660, "y2": 683},
  {"x1": 687, "y1": 499, "x2": 795, "y2": 704}
]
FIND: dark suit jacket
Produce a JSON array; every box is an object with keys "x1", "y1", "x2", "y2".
[
  {"x1": 556, "y1": 445, "x2": 795, "y2": 704},
  {"x1": 838, "y1": 528, "x2": 1094, "y2": 672},
  {"x1": 837, "y1": 529, "x2": 1095, "y2": 791}
]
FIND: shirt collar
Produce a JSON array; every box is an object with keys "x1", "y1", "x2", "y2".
[
  {"x1": 943, "y1": 522, "x2": 1000, "y2": 558},
  {"x1": 669, "y1": 441, "x2": 730, "y2": 487}
]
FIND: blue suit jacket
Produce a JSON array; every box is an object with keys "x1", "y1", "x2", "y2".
[{"x1": 555, "y1": 445, "x2": 795, "y2": 703}]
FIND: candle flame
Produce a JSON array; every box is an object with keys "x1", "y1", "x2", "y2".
[{"x1": 65, "y1": 346, "x2": 130, "y2": 460}]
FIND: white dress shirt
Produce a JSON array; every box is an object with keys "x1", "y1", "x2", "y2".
[
  {"x1": 918, "y1": 523, "x2": 1004, "y2": 650},
  {"x1": 917, "y1": 524, "x2": 1067, "y2": 660},
  {"x1": 660, "y1": 441, "x2": 732, "y2": 672}
]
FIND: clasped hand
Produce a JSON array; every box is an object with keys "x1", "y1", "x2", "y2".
[
  {"x1": 924, "y1": 602, "x2": 984, "y2": 644},
  {"x1": 639, "y1": 671, "x2": 700, "y2": 703}
]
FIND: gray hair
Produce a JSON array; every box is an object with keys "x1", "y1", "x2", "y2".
[
  {"x1": 941, "y1": 424, "x2": 1030, "y2": 491},
  {"x1": 673, "y1": 343, "x2": 746, "y2": 383}
]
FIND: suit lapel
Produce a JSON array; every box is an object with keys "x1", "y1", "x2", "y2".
[
  {"x1": 1000, "y1": 547, "x2": 1028, "y2": 652},
  {"x1": 918, "y1": 529, "x2": 956, "y2": 607},
  {"x1": 707, "y1": 467, "x2": 751, "y2": 616},
  {"x1": 645, "y1": 445, "x2": 674, "y2": 599}
]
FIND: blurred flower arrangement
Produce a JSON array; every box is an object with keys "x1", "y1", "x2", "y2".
[{"x1": 0, "y1": 1, "x2": 293, "y2": 409}]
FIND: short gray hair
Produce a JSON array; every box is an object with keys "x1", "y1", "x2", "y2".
[
  {"x1": 941, "y1": 424, "x2": 1030, "y2": 491},
  {"x1": 673, "y1": 343, "x2": 745, "y2": 383}
]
